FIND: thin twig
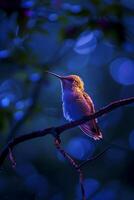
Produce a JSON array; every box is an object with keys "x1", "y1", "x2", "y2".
[
  {"x1": 54, "y1": 138, "x2": 86, "y2": 200},
  {"x1": 8, "y1": 148, "x2": 16, "y2": 168},
  {"x1": 0, "y1": 128, "x2": 52, "y2": 167},
  {"x1": 78, "y1": 145, "x2": 111, "y2": 169},
  {"x1": 78, "y1": 141, "x2": 129, "y2": 169},
  {"x1": 0, "y1": 97, "x2": 133, "y2": 167}
]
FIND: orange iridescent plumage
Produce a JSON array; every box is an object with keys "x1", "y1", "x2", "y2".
[{"x1": 47, "y1": 72, "x2": 102, "y2": 140}]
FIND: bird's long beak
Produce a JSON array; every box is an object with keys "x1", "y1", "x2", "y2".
[{"x1": 46, "y1": 71, "x2": 66, "y2": 80}]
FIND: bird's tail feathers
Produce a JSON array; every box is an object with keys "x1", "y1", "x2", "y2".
[{"x1": 79, "y1": 121, "x2": 102, "y2": 140}]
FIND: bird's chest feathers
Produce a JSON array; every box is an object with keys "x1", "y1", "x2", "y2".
[
  {"x1": 61, "y1": 90, "x2": 87, "y2": 121},
  {"x1": 62, "y1": 90, "x2": 81, "y2": 105}
]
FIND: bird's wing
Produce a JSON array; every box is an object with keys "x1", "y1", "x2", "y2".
[
  {"x1": 79, "y1": 92, "x2": 102, "y2": 140},
  {"x1": 82, "y1": 92, "x2": 95, "y2": 115}
]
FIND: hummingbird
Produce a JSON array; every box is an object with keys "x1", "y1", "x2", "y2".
[{"x1": 47, "y1": 72, "x2": 102, "y2": 140}]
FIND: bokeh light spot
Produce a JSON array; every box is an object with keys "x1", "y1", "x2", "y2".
[
  {"x1": 62, "y1": 3, "x2": 71, "y2": 10},
  {"x1": 62, "y1": 3, "x2": 81, "y2": 13},
  {"x1": 74, "y1": 32, "x2": 97, "y2": 55},
  {"x1": 48, "y1": 13, "x2": 58, "y2": 21},
  {"x1": 70, "y1": 4, "x2": 81, "y2": 13},
  {"x1": 0, "y1": 80, "x2": 22, "y2": 102},
  {"x1": 21, "y1": 0, "x2": 34, "y2": 8},
  {"x1": 14, "y1": 111, "x2": 24, "y2": 121},
  {"x1": 0, "y1": 50, "x2": 10, "y2": 58},
  {"x1": 123, "y1": 41, "x2": 134, "y2": 53},
  {"x1": 1, "y1": 97, "x2": 10, "y2": 107},
  {"x1": 110, "y1": 57, "x2": 134, "y2": 85},
  {"x1": 15, "y1": 101, "x2": 25, "y2": 109},
  {"x1": 29, "y1": 73, "x2": 41, "y2": 82},
  {"x1": 66, "y1": 137, "x2": 95, "y2": 160},
  {"x1": 15, "y1": 99, "x2": 32, "y2": 109}
]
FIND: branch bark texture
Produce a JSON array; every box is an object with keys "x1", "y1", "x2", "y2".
[{"x1": 0, "y1": 97, "x2": 133, "y2": 167}]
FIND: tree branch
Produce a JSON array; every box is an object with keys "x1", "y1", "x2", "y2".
[
  {"x1": 56, "y1": 97, "x2": 134, "y2": 134},
  {"x1": 0, "y1": 97, "x2": 133, "y2": 167},
  {"x1": 54, "y1": 138, "x2": 86, "y2": 200},
  {"x1": 78, "y1": 142, "x2": 129, "y2": 169},
  {"x1": 78, "y1": 145, "x2": 111, "y2": 169}
]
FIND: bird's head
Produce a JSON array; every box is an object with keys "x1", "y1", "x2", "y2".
[{"x1": 46, "y1": 71, "x2": 84, "y2": 91}]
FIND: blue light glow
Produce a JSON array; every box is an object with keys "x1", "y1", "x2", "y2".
[
  {"x1": 74, "y1": 32, "x2": 97, "y2": 54},
  {"x1": 29, "y1": 73, "x2": 41, "y2": 82},
  {"x1": 15, "y1": 101, "x2": 25, "y2": 109},
  {"x1": 1, "y1": 97, "x2": 10, "y2": 107},
  {"x1": 21, "y1": 0, "x2": 34, "y2": 8},
  {"x1": 15, "y1": 99, "x2": 32, "y2": 109},
  {"x1": 62, "y1": 3, "x2": 81, "y2": 13},
  {"x1": 13, "y1": 37, "x2": 24, "y2": 46},
  {"x1": 14, "y1": 111, "x2": 24, "y2": 121},
  {"x1": 70, "y1": 5, "x2": 81, "y2": 13},
  {"x1": 129, "y1": 130, "x2": 134, "y2": 150},
  {"x1": 0, "y1": 50, "x2": 10, "y2": 58},
  {"x1": 76, "y1": 178, "x2": 100, "y2": 199},
  {"x1": 110, "y1": 57, "x2": 134, "y2": 85},
  {"x1": 48, "y1": 13, "x2": 58, "y2": 21},
  {"x1": 62, "y1": 3, "x2": 71, "y2": 10},
  {"x1": 66, "y1": 137, "x2": 95, "y2": 160},
  {"x1": 0, "y1": 80, "x2": 21, "y2": 102},
  {"x1": 123, "y1": 42, "x2": 134, "y2": 53}
]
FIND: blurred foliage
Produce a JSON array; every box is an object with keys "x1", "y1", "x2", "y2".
[{"x1": 0, "y1": 0, "x2": 134, "y2": 199}]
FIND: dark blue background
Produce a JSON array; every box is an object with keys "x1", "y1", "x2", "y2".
[{"x1": 0, "y1": 0, "x2": 134, "y2": 199}]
